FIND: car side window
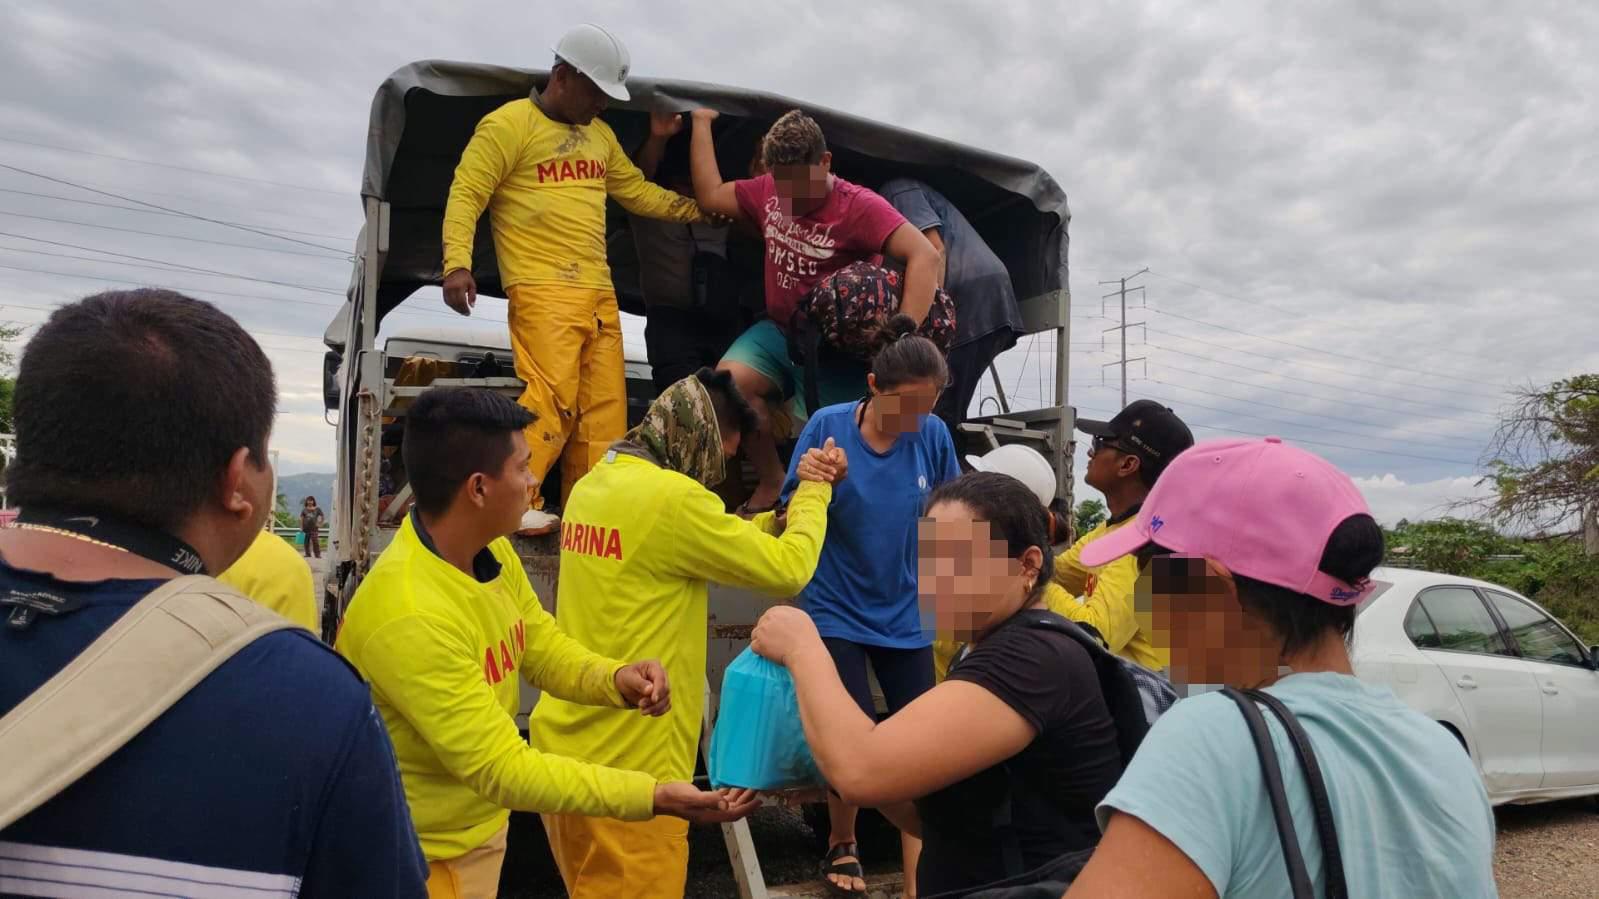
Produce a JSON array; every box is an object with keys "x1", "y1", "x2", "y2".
[
  {"x1": 1416, "y1": 587, "x2": 1510, "y2": 656},
  {"x1": 1403, "y1": 601, "x2": 1442, "y2": 649},
  {"x1": 1483, "y1": 591, "x2": 1588, "y2": 667}
]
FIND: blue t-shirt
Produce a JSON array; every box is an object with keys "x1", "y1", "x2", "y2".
[
  {"x1": 1098, "y1": 672, "x2": 1496, "y2": 898},
  {"x1": 0, "y1": 558, "x2": 428, "y2": 899},
  {"x1": 781, "y1": 402, "x2": 960, "y2": 648}
]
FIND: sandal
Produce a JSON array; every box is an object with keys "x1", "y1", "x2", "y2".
[
  {"x1": 821, "y1": 841, "x2": 866, "y2": 895},
  {"x1": 736, "y1": 500, "x2": 779, "y2": 519}
]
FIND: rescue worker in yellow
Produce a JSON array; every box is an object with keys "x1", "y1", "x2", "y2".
[
  {"x1": 930, "y1": 406, "x2": 1191, "y2": 678},
  {"x1": 336, "y1": 387, "x2": 760, "y2": 899},
  {"x1": 530, "y1": 368, "x2": 845, "y2": 898},
  {"x1": 218, "y1": 528, "x2": 319, "y2": 630},
  {"x1": 1054, "y1": 400, "x2": 1194, "y2": 670},
  {"x1": 442, "y1": 23, "x2": 708, "y2": 537}
]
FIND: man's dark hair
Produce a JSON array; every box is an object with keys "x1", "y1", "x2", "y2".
[
  {"x1": 1138, "y1": 514, "x2": 1385, "y2": 656},
  {"x1": 402, "y1": 387, "x2": 535, "y2": 516},
  {"x1": 926, "y1": 471, "x2": 1056, "y2": 604},
  {"x1": 761, "y1": 109, "x2": 827, "y2": 168},
  {"x1": 6, "y1": 289, "x2": 276, "y2": 533},
  {"x1": 695, "y1": 367, "x2": 757, "y2": 438}
]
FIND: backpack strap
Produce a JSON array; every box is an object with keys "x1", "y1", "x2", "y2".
[
  {"x1": 0, "y1": 575, "x2": 300, "y2": 829},
  {"x1": 1220, "y1": 687, "x2": 1316, "y2": 899},
  {"x1": 1248, "y1": 689, "x2": 1348, "y2": 899}
]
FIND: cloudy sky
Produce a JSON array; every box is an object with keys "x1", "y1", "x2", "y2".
[{"x1": 2, "y1": 0, "x2": 1594, "y2": 524}]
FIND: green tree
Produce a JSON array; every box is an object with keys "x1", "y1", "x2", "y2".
[
  {"x1": 1075, "y1": 499, "x2": 1108, "y2": 537},
  {"x1": 274, "y1": 493, "x2": 298, "y2": 529},
  {"x1": 1383, "y1": 518, "x2": 1514, "y2": 576},
  {"x1": 0, "y1": 321, "x2": 22, "y2": 434},
  {"x1": 1480, "y1": 374, "x2": 1599, "y2": 534}
]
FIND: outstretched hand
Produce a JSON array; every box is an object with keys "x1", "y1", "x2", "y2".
[{"x1": 653, "y1": 782, "x2": 763, "y2": 823}]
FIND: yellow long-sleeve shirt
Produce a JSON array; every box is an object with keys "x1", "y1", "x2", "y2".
[
  {"x1": 218, "y1": 530, "x2": 318, "y2": 630},
  {"x1": 336, "y1": 513, "x2": 655, "y2": 862},
  {"x1": 1051, "y1": 516, "x2": 1166, "y2": 671},
  {"x1": 442, "y1": 98, "x2": 703, "y2": 290},
  {"x1": 528, "y1": 454, "x2": 831, "y2": 783}
]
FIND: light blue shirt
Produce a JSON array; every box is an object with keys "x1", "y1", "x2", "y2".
[{"x1": 1099, "y1": 672, "x2": 1497, "y2": 898}]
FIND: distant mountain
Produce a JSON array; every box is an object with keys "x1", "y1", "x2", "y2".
[{"x1": 277, "y1": 472, "x2": 334, "y2": 513}]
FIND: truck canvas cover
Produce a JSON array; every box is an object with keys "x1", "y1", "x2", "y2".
[{"x1": 328, "y1": 60, "x2": 1071, "y2": 342}]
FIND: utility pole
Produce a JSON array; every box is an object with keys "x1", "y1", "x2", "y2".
[{"x1": 1099, "y1": 268, "x2": 1148, "y2": 407}]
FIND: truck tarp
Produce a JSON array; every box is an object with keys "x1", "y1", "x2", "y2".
[{"x1": 331, "y1": 60, "x2": 1070, "y2": 344}]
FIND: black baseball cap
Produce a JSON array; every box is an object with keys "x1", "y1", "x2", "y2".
[{"x1": 1077, "y1": 399, "x2": 1195, "y2": 476}]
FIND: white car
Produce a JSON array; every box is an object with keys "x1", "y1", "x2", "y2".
[{"x1": 1351, "y1": 567, "x2": 1599, "y2": 805}]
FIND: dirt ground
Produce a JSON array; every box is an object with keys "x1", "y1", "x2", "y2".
[{"x1": 1494, "y1": 799, "x2": 1599, "y2": 899}]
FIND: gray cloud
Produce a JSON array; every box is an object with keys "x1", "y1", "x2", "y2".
[{"x1": 3, "y1": 0, "x2": 1595, "y2": 519}]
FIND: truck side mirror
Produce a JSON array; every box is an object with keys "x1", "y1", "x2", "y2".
[{"x1": 323, "y1": 350, "x2": 342, "y2": 411}]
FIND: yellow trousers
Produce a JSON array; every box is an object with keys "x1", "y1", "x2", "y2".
[
  {"x1": 425, "y1": 825, "x2": 507, "y2": 899},
  {"x1": 505, "y1": 284, "x2": 628, "y2": 509},
  {"x1": 543, "y1": 813, "x2": 690, "y2": 899}
]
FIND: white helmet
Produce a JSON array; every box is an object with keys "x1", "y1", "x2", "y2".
[
  {"x1": 552, "y1": 24, "x2": 632, "y2": 101},
  {"x1": 965, "y1": 444, "x2": 1057, "y2": 508}
]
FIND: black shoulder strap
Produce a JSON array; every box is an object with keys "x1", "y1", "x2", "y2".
[
  {"x1": 1221, "y1": 687, "x2": 1315, "y2": 899},
  {"x1": 1248, "y1": 689, "x2": 1348, "y2": 899}
]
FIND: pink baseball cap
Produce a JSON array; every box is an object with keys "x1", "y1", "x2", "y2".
[{"x1": 1079, "y1": 436, "x2": 1377, "y2": 605}]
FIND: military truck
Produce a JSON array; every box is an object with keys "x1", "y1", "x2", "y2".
[{"x1": 317, "y1": 59, "x2": 1077, "y2": 895}]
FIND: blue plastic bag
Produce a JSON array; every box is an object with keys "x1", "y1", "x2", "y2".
[{"x1": 708, "y1": 648, "x2": 822, "y2": 790}]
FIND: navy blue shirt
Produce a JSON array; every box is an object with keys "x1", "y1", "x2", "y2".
[
  {"x1": 780, "y1": 403, "x2": 960, "y2": 648},
  {"x1": 878, "y1": 178, "x2": 1024, "y2": 348},
  {"x1": 0, "y1": 558, "x2": 427, "y2": 899}
]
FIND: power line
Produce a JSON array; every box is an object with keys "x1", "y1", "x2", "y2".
[
  {"x1": 1141, "y1": 379, "x2": 1482, "y2": 456},
  {"x1": 1144, "y1": 269, "x2": 1517, "y2": 388},
  {"x1": 1138, "y1": 374, "x2": 1485, "y2": 447},
  {"x1": 0, "y1": 188, "x2": 352, "y2": 241},
  {"x1": 1144, "y1": 341, "x2": 1498, "y2": 420},
  {"x1": 0, "y1": 135, "x2": 344, "y2": 196},
  {"x1": 0, "y1": 261, "x2": 508, "y2": 326},
  {"x1": 1142, "y1": 323, "x2": 1504, "y2": 400},
  {"x1": 0, "y1": 234, "x2": 341, "y2": 295},
  {"x1": 0, "y1": 210, "x2": 349, "y2": 260},
  {"x1": 1149, "y1": 358, "x2": 1493, "y2": 427},
  {"x1": 1146, "y1": 306, "x2": 1507, "y2": 390},
  {"x1": 0, "y1": 298, "x2": 329, "y2": 357},
  {"x1": 1074, "y1": 403, "x2": 1477, "y2": 467},
  {"x1": 0, "y1": 162, "x2": 348, "y2": 253}
]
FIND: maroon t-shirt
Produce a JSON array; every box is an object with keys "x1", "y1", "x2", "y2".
[{"x1": 733, "y1": 174, "x2": 907, "y2": 327}]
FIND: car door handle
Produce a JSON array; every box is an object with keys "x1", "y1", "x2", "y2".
[
  {"x1": 1456, "y1": 675, "x2": 1478, "y2": 690},
  {"x1": 1542, "y1": 681, "x2": 1560, "y2": 696}
]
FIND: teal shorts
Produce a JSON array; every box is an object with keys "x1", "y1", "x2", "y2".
[{"x1": 720, "y1": 319, "x2": 867, "y2": 418}]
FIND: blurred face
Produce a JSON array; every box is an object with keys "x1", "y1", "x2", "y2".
[
  {"x1": 869, "y1": 375, "x2": 942, "y2": 434},
  {"x1": 1141, "y1": 554, "x2": 1281, "y2": 690},
  {"x1": 721, "y1": 429, "x2": 743, "y2": 460},
  {"x1": 771, "y1": 154, "x2": 832, "y2": 215},
  {"x1": 552, "y1": 65, "x2": 610, "y2": 125},
  {"x1": 918, "y1": 500, "x2": 1043, "y2": 642},
  {"x1": 477, "y1": 432, "x2": 536, "y2": 535}
]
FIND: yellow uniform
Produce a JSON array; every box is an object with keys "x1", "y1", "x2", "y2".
[
  {"x1": 335, "y1": 512, "x2": 656, "y2": 872},
  {"x1": 1051, "y1": 516, "x2": 1166, "y2": 671},
  {"x1": 442, "y1": 98, "x2": 704, "y2": 505},
  {"x1": 218, "y1": 530, "x2": 318, "y2": 630},
  {"x1": 529, "y1": 454, "x2": 832, "y2": 898}
]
